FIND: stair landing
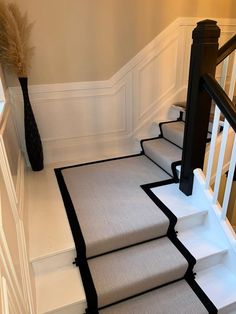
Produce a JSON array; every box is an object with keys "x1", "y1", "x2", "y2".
[{"x1": 26, "y1": 164, "x2": 86, "y2": 314}]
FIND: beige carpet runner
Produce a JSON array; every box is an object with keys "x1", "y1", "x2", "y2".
[{"x1": 55, "y1": 120, "x2": 217, "y2": 313}]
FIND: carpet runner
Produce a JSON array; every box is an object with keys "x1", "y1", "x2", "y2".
[{"x1": 55, "y1": 118, "x2": 217, "y2": 313}]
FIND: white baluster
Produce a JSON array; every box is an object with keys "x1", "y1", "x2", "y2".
[
  {"x1": 205, "y1": 57, "x2": 229, "y2": 189},
  {"x1": 220, "y1": 56, "x2": 229, "y2": 88},
  {"x1": 213, "y1": 120, "x2": 230, "y2": 204},
  {"x1": 205, "y1": 107, "x2": 221, "y2": 189},
  {"x1": 228, "y1": 52, "x2": 236, "y2": 100},
  {"x1": 221, "y1": 135, "x2": 236, "y2": 220}
]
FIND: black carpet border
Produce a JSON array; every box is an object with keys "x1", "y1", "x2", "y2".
[
  {"x1": 58, "y1": 152, "x2": 143, "y2": 171},
  {"x1": 141, "y1": 179, "x2": 217, "y2": 313},
  {"x1": 55, "y1": 152, "x2": 144, "y2": 314},
  {"x1": 55, "y1": 156, "x2": 217, "y2": 314},
  {"x1": 141, "y1": 180, "x2": 196, "y2": 277},
  {"x1": 54, "y1": 168, "x2": 98, "y2": 313}
]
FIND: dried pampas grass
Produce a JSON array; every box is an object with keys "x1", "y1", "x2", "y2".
[{"x1": 0, "y1": 0, "x2": 34, "y2": 77}]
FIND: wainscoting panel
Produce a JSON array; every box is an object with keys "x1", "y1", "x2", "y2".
[
  {"x1": 0, "y1": 104, "x2": 35, "y2": 313},
  {"x1": 34, "y1": 85, "x2": 128, "y2": 141}
]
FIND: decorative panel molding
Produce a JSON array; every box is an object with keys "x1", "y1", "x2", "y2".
[
  {"x1": 133, "y1": 34, "x2": 179, "y2": 122},
  {"x1": 8, "y1": 17, "x2": 236, "y2": 165},
  {"x1": 0, "y1": 104, "x2": 35, "y2": 313}
]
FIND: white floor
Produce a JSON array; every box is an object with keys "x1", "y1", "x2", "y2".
[{"x1": 26, "y1": 164, "x2": 86, "y2": 314}]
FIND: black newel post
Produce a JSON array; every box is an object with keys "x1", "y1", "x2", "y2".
[
  {"x1": 179, "y1": 20, "x2": 220, "y2": 196},
  {"x1": 19, "y1": 77, "x2": 44, "y2": 171}
]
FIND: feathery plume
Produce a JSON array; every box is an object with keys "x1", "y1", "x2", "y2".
[{"x1": 0, "y1": 0, "x2": 34, "y2": 76}]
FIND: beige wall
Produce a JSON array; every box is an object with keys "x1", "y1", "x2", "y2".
[{"x1": 4, "y1": 0, "x2": 236, "y2": 86}]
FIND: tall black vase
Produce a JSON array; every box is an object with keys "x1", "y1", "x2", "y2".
[{"x1": 18, "y1": 77, "x2": 44, "y2": 171}]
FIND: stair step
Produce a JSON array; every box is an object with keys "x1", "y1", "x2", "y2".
[
  {"x1": 196, "y1": 264, "x2": 236, "y2": 313},
  {"x1": 61, "y1": 155, "x2": 170, "y2": 258},
  {"x1": 88, "y1": 237, "x2": 188, "y2": 308},
  {"x1": 143, "y1": 138, "x2": 182, "y2": 176},
  {"x1": 152, "y1": 182, "x2": 208, "y2": 231},
  {"x1": 161, "y1": 121, "x2": 185, "y2": 148},
  {"x1": 27, "y1": 166, "x2": 75, "y2": 266},
  {"x1": 35, "y1": 266, "x2": 86, "y2": 314},
  {"x1": 99, "y1": 279, "x2": 207, "y2": 314},
  {"x1": 32, "y1": 248, "x2": 76, "y2": 276},
  {"x1": 178, "y1": 226, "x2": 227, "y2": 271}
]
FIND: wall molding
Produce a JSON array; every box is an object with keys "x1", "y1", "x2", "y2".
[
  {"x1": 8, "y1": 17, "x2": 236, "y2": 165},
  {"x1": 0, "y1": 105, "x2": 35, "y2": 313},
  {"x1": 0, "y1": 228, "x2": 26, "y2": 313}
]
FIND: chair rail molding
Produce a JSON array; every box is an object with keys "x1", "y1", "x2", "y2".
[{"x1": 9, "y1": 17, "x2": 236, "y2": 165}]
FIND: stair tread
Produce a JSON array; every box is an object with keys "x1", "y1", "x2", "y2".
[
  {"x1": 161, "y1": 121, "x2": 185, "y2": 148},
  {"x1": 35, "y1": 265, "x2": 86, "y2": 314},
  {"x1": 143, "y1": 138, "x2": 182, "y2": 175},
  {"x1": 27, "y1": 166, "x2": 75, "y2": 262},
  {"x1": 172, "y1": 102, "x2": 225, "y2": 123},
  {"x1": 88, "y1": 237, "x2": 188, "y2": 308},
  {"x1": 196, "y1": 264, "x2": 236, "y2": 309},
  {"x1": 100, "y1": 279, "x2": 208, "y2": 314},
  {"x1": 178, "y1": 226, "x2": 227, "y2": 260},
  {"x1": 62, "y1": 155, "x2": 170, "y2": 257},
  {"x1": 152, "y1": 182, "x2": 207, "y2": 219}
]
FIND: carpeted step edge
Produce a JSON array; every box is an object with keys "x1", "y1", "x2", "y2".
[
  {"x1": 160, "y1": 121, "x2": 185, "y2": 148},
  {"x1": 99, "y1": 279, "x2": 210, "y2": 314},
  {"x1": 88, "y1": 237, "x2": 189, "y2": 308},
  {"x1": 142, "y1": 138, "x2": 182, "y2": 176}
]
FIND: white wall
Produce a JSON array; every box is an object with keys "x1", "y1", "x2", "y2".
[{"x1": 9, "y1": 17, "x2": 236, "y2": 165}]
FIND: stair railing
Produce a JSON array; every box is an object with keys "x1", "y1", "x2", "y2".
[
  {"x1": 179, "y1": 19, "x2": 236, "y2": 212},
  {"x1": 203, "y1": 73, "x2": 236, "y2": 219}
]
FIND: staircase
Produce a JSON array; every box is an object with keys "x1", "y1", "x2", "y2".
[
  {"x1": 30, "y1": 108, "x2": 236, "y2": 314},
  {"x1": 28, "y1": 20, "x2": 236, "y2": 314}
]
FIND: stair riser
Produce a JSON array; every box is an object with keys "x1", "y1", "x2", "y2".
[
  {"x1": 176, "y1": 212, "x2": 207, "y2": 232},
  {"x1": 32, "y1": 249, "x2": 76, "y2": 275},
  {"x1": 161, "y1": 122, "x2": 184, "y2": 148},
  {"x1": 194, "y1": 251, "x2": 227, "y2": 272},
  {"x1": 218, "y1": 302, "x2": 236, "y2": 314},
  {"x1": 39, "y1": 302, "x2": 86, "y2": 314}
]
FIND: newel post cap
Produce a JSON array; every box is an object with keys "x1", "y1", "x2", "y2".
[{"x1": 192, "y1": 19, "x2": 220, "y2": 43}]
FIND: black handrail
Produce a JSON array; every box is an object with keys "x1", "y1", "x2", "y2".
[
  {"x1": 217, "y1": 34, "x2": 236, "y2": 65},
  {"x1": 202, "y1": 73, "x2": 236, "y2": 132}
]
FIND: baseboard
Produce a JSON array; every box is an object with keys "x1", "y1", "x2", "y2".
[{"x1": 43, "y1": 134, "x2": 140, "y2": 165}]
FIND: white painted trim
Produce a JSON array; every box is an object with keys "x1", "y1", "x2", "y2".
[
  {"x1": 0, "y1": 109, "x2": 35, "y2": 313},
  {"x1": 194, "y1": 169, "x2": 236, "y2": 250},
  {"x1": 17, "y1": 220, "x2": 35, "y2": 314},
  {"x1": 1, "y1": 276, "x2": 9, "y2": 314},
  {"x1": 0, "y1": 140, "x2": 19, "y2": 218},
  {"x1": 222, "y1": 136, "x2": 236, "y2": 219},
  {"x1": 16, "y1": 153, "x2": 35, "y2": 313},
  {"x1": 0, "y1": 105, "x2": 20, "y2": 207},
  {"x1": 0, "y1": 228, "x2": 26, "y2": 313}
]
